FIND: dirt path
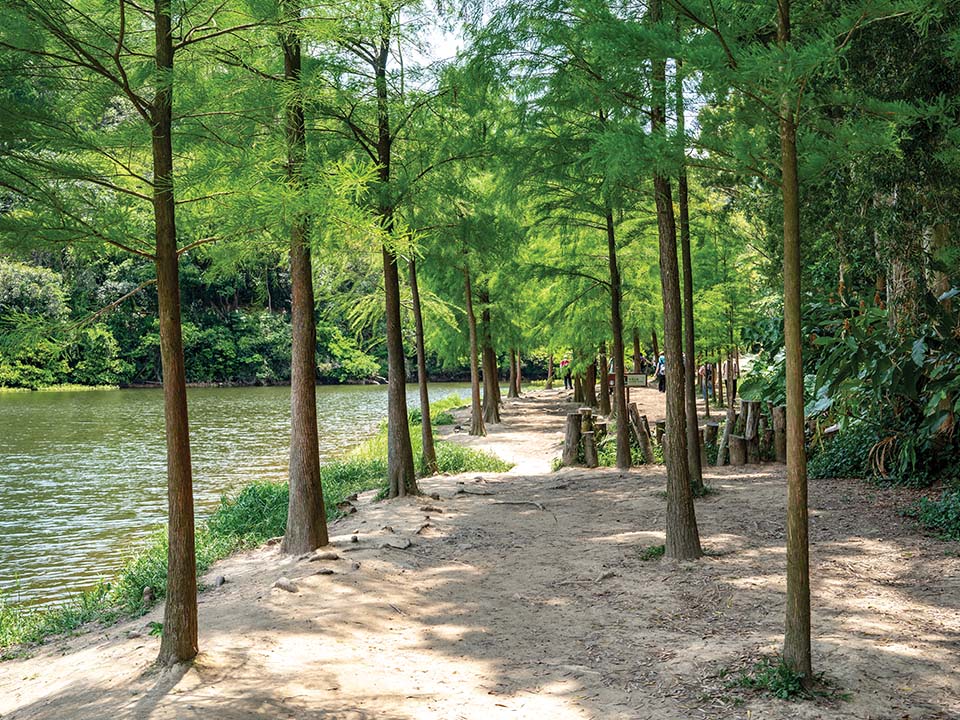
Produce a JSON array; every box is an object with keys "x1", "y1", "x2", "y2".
[{"x1": 1, "y1": 388, "x2": 958, "y2": 719}]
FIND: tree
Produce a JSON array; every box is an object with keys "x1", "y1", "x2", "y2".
[
  {"x1": 650, "y1": 0, "x2": 702, "y2": 559},
  {"x1": 280, "y1": 0, "x2": 328, "y2": 554}
]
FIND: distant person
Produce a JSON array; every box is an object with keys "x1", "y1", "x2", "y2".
[
  {"x1": 561, "y1": 358, "x2": 572, "y2": 390},
  {"x1": 699, "y1": 363, "x2": 714, "y2": 400},
  {"x1": 656, "y1": 354, "x2": 666, "y2": 393}
]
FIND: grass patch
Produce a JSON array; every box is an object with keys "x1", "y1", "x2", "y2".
[
  {"x1": 0, "y1": 410, "x2": 507, "y2": 656},
  {"x1": 724, "y1": 656, "x2": 846, "y2": 702},
  {"x1": 638, "y1": 544, "x2": 665, "y2": 561},
  {"x1": 0, "y1": 384, "x2": 119, "y2": 393}
]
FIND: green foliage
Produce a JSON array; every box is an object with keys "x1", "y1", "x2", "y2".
[
  {"x1": 906, "y1": 490, "x2": 960, "y2": 541},
  {"x1": 732, "y1": 657, "x2": 809, "y2": 700},
  {"x1": 807, "y1": 422, "x2": 878, "y2": 480},
  {"x1": 432, "y1": 411, "x2": 455, "y2": 426},
  {"x1": 638, "y1": 545, "x2": 665, "y2": 561}
]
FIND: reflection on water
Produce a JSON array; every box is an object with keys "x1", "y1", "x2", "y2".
[{"x1": 0, "y1": 383, "x2": 469, "y2": 606}]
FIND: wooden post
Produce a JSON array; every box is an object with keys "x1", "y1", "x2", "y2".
[
  {"x1": 705, "y1": 421, "x2": 719, "y2": 446},
  {"x1": 579, "y1": 407, "x2": 598, "y2": 469},
  {"x1": 628, "y1": 403, "x2": 655, "y2": 464},
  {"x1": 744, "y1": 401, "x2": 761, "y2": 464},
  {"x1": 772, "y1": 405, "x2": 787, "y2": 463},
  {"x1": 594, "y1": 420, "x2": 608, "y2": 443},
  {"x1": 729, "y1": 435, "x2": 747, "y2": 465},
  {"x1": 562, "y1": 413, "x2": 581, "y2": 466},
  {"x1": 582, "y1": 431, "x2": 599, "y2": 468},
  {"x1": 655, "y1": 419, "x2": 666, "y2": 444}
]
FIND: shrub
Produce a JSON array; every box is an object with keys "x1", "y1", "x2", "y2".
[
  {"x1": 906, "y1": 490, "x2": 960, "y2": 540},
  {"x1": 807, "y1": 421, "x2": 877, "y2": 480}
]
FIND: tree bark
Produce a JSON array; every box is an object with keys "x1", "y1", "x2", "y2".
[
  {"x1": 374, "y1": 31, "x2": 417, "y2": 498},
  {"x1": 545, "y1": 353, "x2": 554, "y2": 389},
  {"x1": 676, "y1": 69, "x2": 704, "y2": 495},
  {"x1": 598, "y1": 342, "x2": 611, "y2": 416},
  {"x1": 464, "y1": 267, "x2": 485, "y2": 437},
  {"x1": 281, "y1": 12, "x2": 328, "y2": 555},
  {"x1": 409, "y1": 258, "x2": 437, "y2": 475},
  {"x1": 514, "y1": 350, "x2": 522, "y2": 396},
  {"x1": 651, "y1": 0, "x2": 701, "y2": 560},
  {"x1": 606, "y1": 211, "x2": 631, "y2": 468},
  {"x1": 507, "y1": 348, "x2": 519, "y2": 398},
  {"x1": 153, "y1": 0, "x2": 197, "y2": 666},
  {"x1": 779, "y1": 0, "x2": 813, "y2": 681},
  {"x1": 584, "y1": 357, "x2": 598, "y2": 408},
  {"x1": 479, "y1": 294, "x2": 501, "y2": 424},
  {"x1": 563, "y1": 413, "x2": 581, "y2": 466},
  {"x1": 633, "y1": 327, "x2": 642, "y2": 373}
]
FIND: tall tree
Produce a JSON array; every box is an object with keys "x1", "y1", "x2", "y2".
[
  {"x1": 676, "y1": 57, "x2": 704, "y2": 495},
  {"x1": 650, "y1": 0, "x2": 702, "y2": 560},
  {"x1": 281, "y1": 0, "x2": 328, "y2": 554}
]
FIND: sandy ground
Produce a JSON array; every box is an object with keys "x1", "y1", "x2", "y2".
[{"x1": 1, "y1": 386, "x2": 958, "y2": 720}]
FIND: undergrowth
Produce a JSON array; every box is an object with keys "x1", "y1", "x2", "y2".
[
  {"x1": 0, "y1": 398, "x2": 507, "y2": 656},
  {"x1": 905, "y1": 489, "x2": 960, "y2": 541}
]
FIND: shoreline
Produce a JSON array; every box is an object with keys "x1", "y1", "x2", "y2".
[{"x1": 1, "y1": 388, "x2": 956, "y2": 719}]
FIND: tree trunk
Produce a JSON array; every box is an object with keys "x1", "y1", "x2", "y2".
[
  {"x1": 676, "y1": 70, "x2": 703, "y2": 495},
  {"x1": 479, "y1": 295, "x2": 501, "y2": 424},
  {"x1": 507, "y1": 348, "x2": 519, "y2": 398},
  {"x1": 374, "y1": 34, "x2": 416, "y2": 498},
  {"x1": 779, "y1": 0, "x2": 813, "y2": 681},
  {"x1": 409, "y1": 258, "x2": 437, "y2": 475},
  {"x1": 584, "y1": 358, "x2": 598, "y2": 408},
  {"x1": 514, "y1": 349, "x2": 522, "y2": 395},
  {"x1": 598, "y1": 342, "x2": 611, "y2": 416},
  {"x1": 652, "y1": 0, "x2": 701, "y2": 560},
  {"x1": 545, "y1": 353, "x2": 554, "y2": 389},
  {"x1": 464, "y1": 267, "x2": 485, "y2": 437},
  {"x1": 633, "y1": 328, "x2": 642, "y2": 373},
  {"x1": 154, "y1": 0, "x2": 197, "y2": 666},
  {"x1": 651, "y1": 326, "x2": 660, "y2": 361},
  {"x1": 606, "y1": 211, "x2": 631, "y2": 468},
  {"x1": 574, "y1": 374, "x2": 584, "y2": 403},
  {"x1": 563, "y1": 413, "x2": 581, "y2": 466},
  {"x1": 282, "y1": 14, "x2": 328, "y2": 556}
]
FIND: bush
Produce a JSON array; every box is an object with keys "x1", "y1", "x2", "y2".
[
  {"x1": 906, "y1": 490, "x2": 960, "y2": 540},
  {"x1": 807, "y1": 421, "x2": 877, "y2": 480}
]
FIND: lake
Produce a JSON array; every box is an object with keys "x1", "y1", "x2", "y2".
[{"x1": 0, "y1": 383, "x2": 470, "y2": 607}]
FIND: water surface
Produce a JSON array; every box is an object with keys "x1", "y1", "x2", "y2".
[{"x1": 0, "y1": 383, "x2": 468, "y2": 606}]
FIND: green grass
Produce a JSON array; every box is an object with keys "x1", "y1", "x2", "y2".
[
  {"x1": 0, "y1": 384, "x2": 119, "y2": 393},
  {"x1": 638, "y1": 544, "x2": 665, "y2": 561},
  {"x1": 726, "y1": 655, "x2": 844, "y2": 702},
  {"x1": 0, "y1": 408, "x2": 508, "y2": 656},
  {"x1": 730, "y1": 657, "x2": 808, "y2": 699}
]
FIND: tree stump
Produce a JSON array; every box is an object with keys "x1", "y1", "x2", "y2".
[
  {"x1": 729, "y1": 435, "x2": 747, "y2": 466},
  {"x1": 579, "y1": 406, "x2": 594, "y2": 433},
  {"x1": 594, "y1": 420, "x2": 608, "y2": 443},
  {"x1": 699, "y1": 426, "x2": 708, "y2": 468},
  {"x1": 772, "y1": 405, "x2": 787, "y2": 463},
  {"x1": 705, "y1": 421, "x2": 719, "y2": 446},
  {"x1": 562, "y1": 413, "x2": 581, "y2": 466},
  {"x1": 582, "y1": 431, "x2": 599, "y2": 468},
  {"x1": 655, "y1": 420, "x2": 666, "y2": 444}
]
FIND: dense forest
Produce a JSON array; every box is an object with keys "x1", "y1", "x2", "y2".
[{"x1": 1, "y1": 0, "x2": 958, "y2": 694}]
